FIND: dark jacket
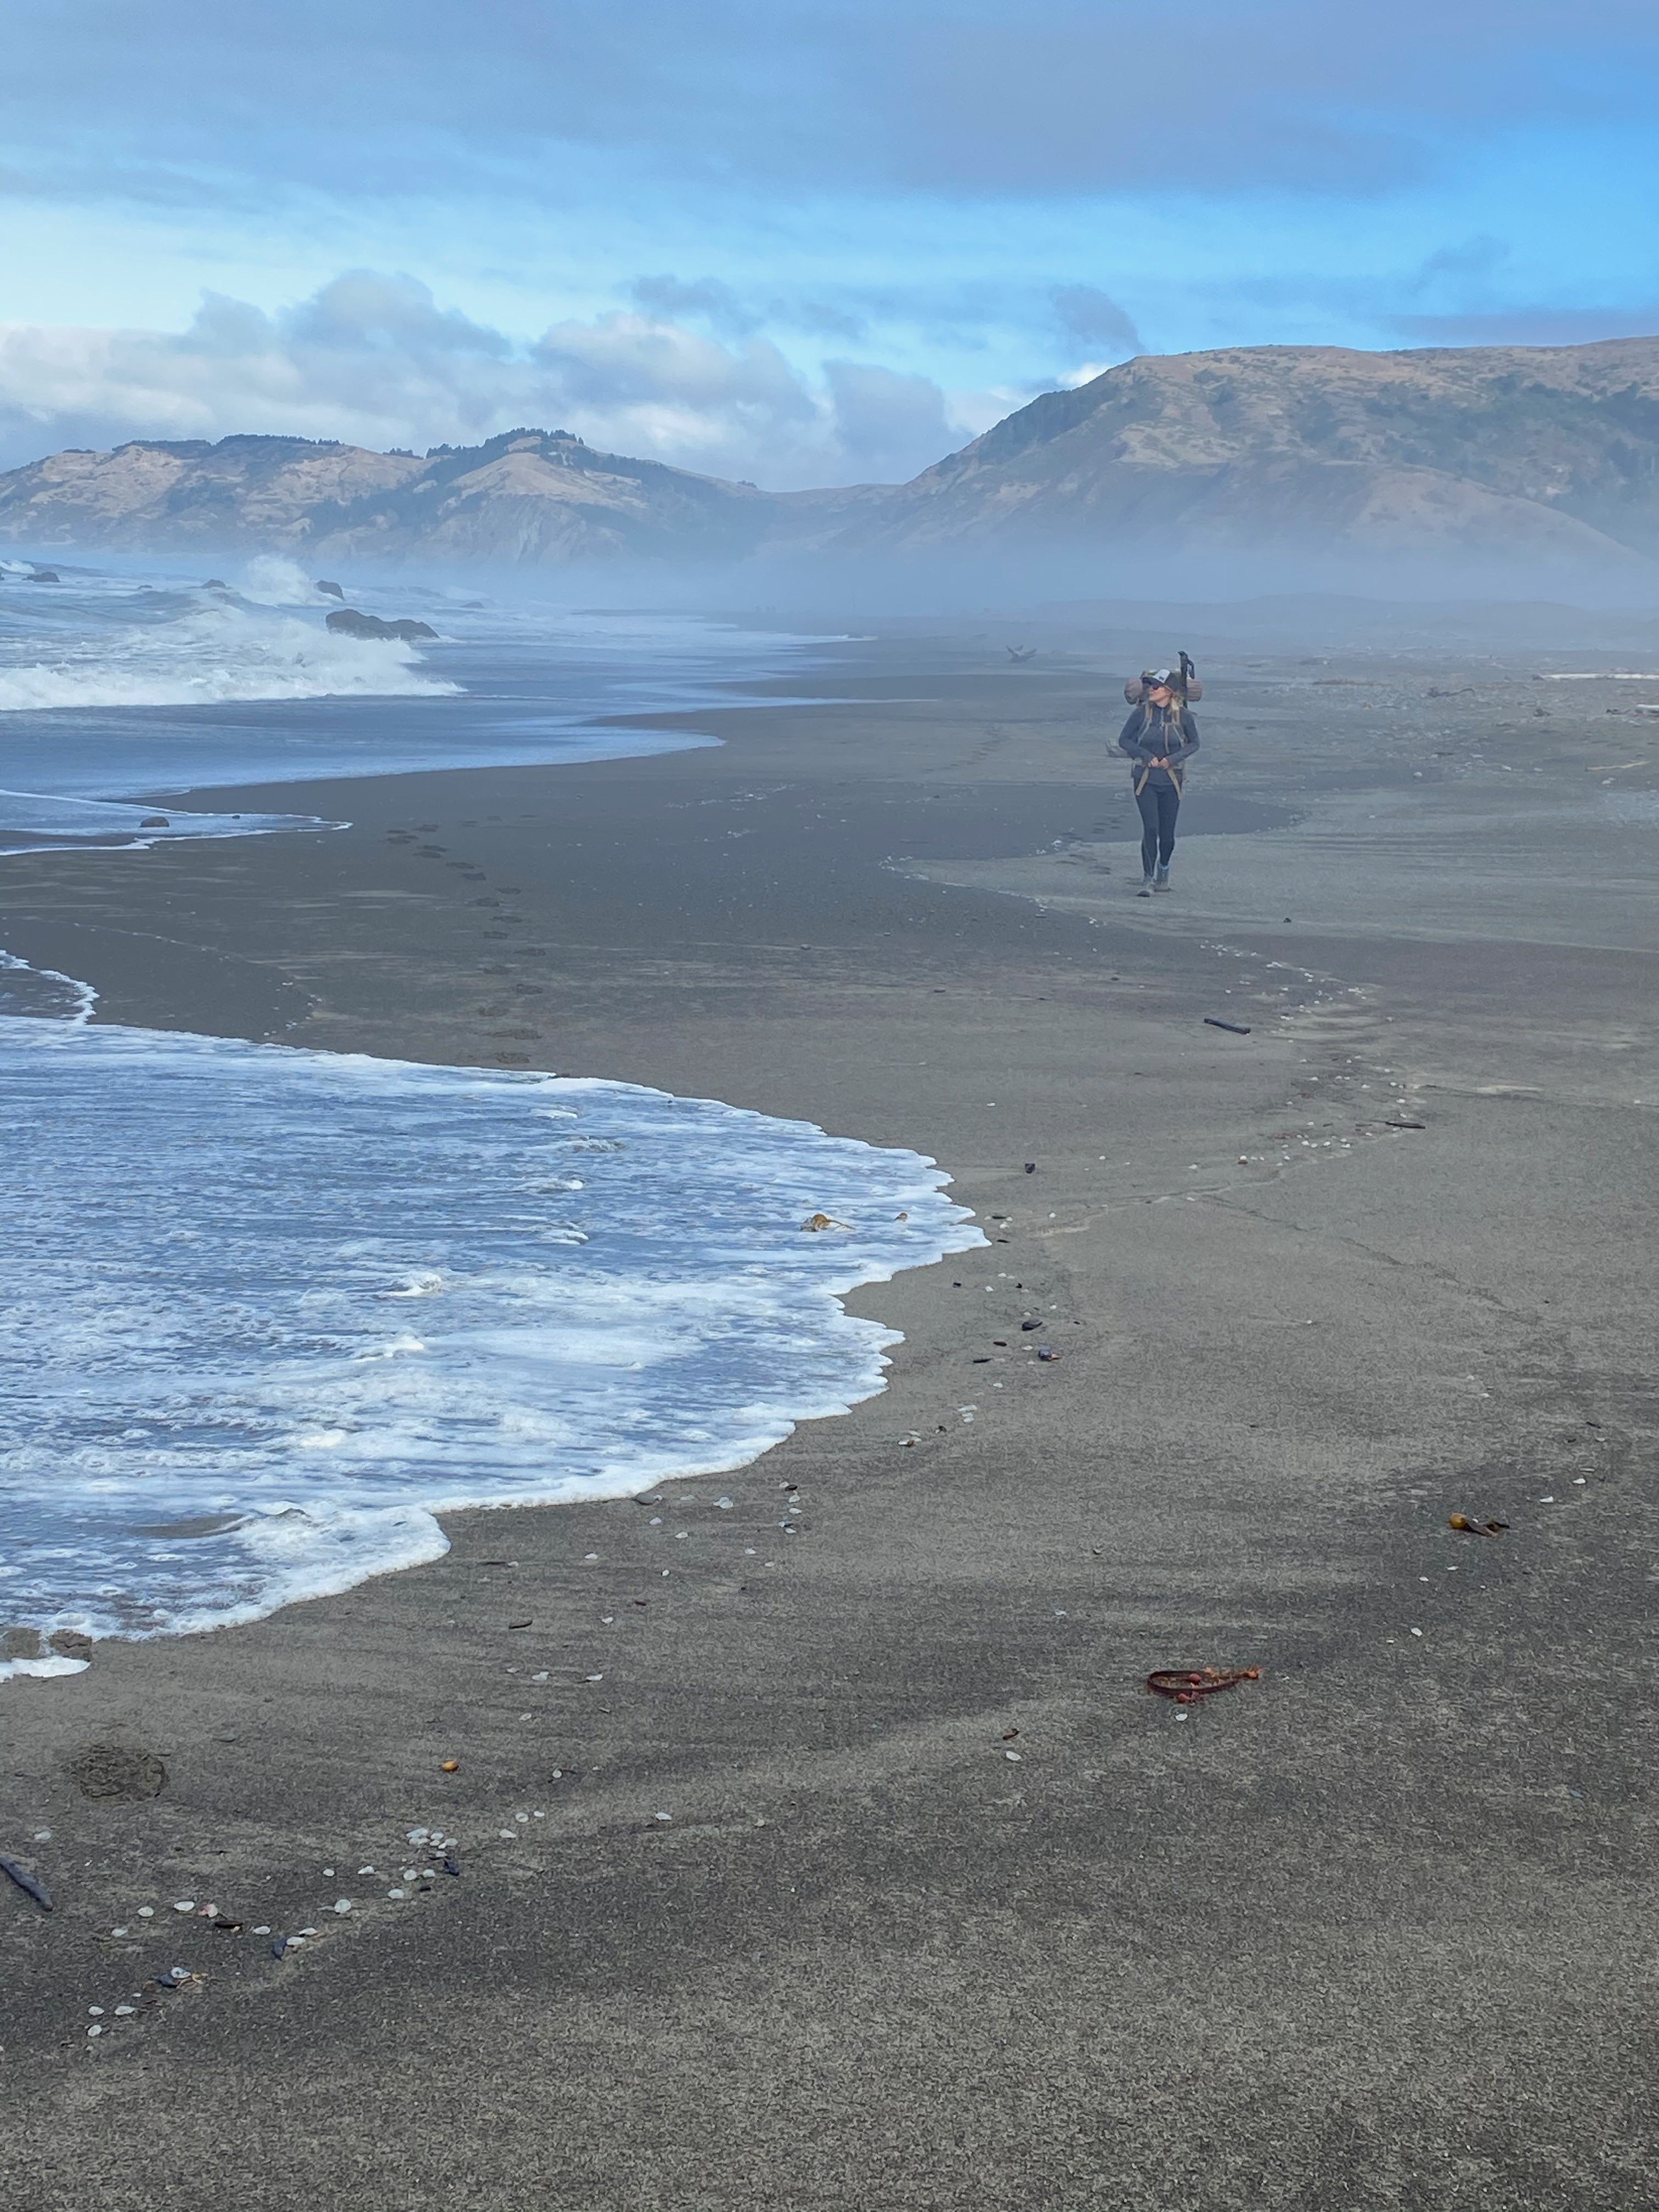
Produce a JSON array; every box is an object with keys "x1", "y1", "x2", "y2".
[{"x1": 1118, "y1": 702, "x2": 1200, "y2": 791}]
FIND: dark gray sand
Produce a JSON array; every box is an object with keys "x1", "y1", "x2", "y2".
[{"x1": 3, "y1": 631, "x2": 1656, "y2": 2209}]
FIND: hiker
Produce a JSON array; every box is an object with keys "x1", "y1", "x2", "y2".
[{"x1": 1119, "y1": 654, "x2": 1201, "y2": 895}]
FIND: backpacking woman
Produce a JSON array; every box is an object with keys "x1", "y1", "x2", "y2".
[{"x1": 1119, "y1": 652, "x2": 1201, "y2": 895}]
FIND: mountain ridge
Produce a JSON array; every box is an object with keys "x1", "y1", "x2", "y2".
[{"x1": 5, "y1": 338, "x2": 1659, "y2": 580}]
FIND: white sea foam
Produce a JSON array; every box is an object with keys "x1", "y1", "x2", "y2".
[
  {"x1": 0, "y1": 600, "x2": 456, "y2": 713},
  {"x1": 0, "y1": 1005, "x2": 983, "y2": 1651}
]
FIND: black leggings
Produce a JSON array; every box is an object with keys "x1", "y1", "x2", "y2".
[{"x1": 1135, "y1": 780, "x2": 1180, "y2": 873}]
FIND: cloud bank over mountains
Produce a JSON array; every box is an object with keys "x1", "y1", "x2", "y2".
[
  {"x1": 3, "y1": 2, "x2": 1657, "y2": 483},
  {"x1": 0, "y1": 273, "x2": 989, "y2": 486}
]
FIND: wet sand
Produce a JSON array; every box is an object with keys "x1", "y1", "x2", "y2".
[{"x1": 3, "y1": 627, "x2": 1656, "y2": 2209}]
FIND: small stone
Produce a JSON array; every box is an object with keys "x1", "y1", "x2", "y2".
[
  {"x1": 137, "y1": 1907, "x2": 154, "y2": 1918},
  {"x1": 114, "y1": 2004, "x2": 136, "y2": 2016},
  {"x1": 387, "y1": 1889, "x2": 405, "y2": 1899},
  {"x1": 585, "y1": 1673, "x2": 603, "y2": 1683},
  {"x1": 252, "y1": 1926, "x2": 271, "y2": 1936},
  {"x1": 87, "y1": 2024, "x2": 103, "y2": 2038},
  {"x1": 88, "y1": 2005, "x2": 105, "y2": 2016},
  {"x1": 173, "y1": 1900, "x2": 195, "y2": 1912},
  {"x1": 111, "y1": 1927, "x2": 128, "y2": 1937},
  {"x1": 332, "y1": 1899, "x2": 353, "y2": 1915}
]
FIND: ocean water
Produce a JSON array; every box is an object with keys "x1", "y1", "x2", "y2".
[
  {"x1": 0, "y1": 554, "x2": 838, "y2": 845},
  {"x1": 0, "y1": 988, "x2": 981, "y2": 1668},
  {"x1": 0, "y1": 558, "x2": 969, "y2": 1675}
]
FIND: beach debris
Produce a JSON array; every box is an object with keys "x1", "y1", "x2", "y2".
[
  {"x1": 270, "y1": 1938, "x2": 289, "y2": 1959},
  {"x1": 1448, "y1": 1514, "x2": 1509, "y2": 1536},
  {"x1": 443, "y1": 1857, "x2": 461, "y2": 1877},
  {"x1": 1020, "y1": 1319, "x2": 1043, "y2": 1331},
  {"x1": 507, "y1": 1618, "x2": 532, "y2": 1629},
  {"x1": 210, "y1": 1914, "x2": 244, "y2": 1932},
  {"x1": 0, "y1": 1854, "x2": 54, "y2": 1911},
  {"x1": 439, "y1": 1759, "x2": 460, "y2": 1773},
  {"x1": 1385, "y1": 1119, "x2": 1426, "y2": 1131},
  {"x1": 800, "y1": 1212, "x2": 850, "y2": 1232},
  {"x1": 1002, "y1": 1728, "x2": 1020, "y2": 1740},
  {"x1": 1036, "y1": 1346, "x2": 1058, "y2": 1361},
  {"x1": 1024, "y1": 1162, "x2": 1036, "y2": 1173},
  {"x1": 1146, "y1": 1667, "x2": 1260, "y2": 1705},
  {"x1": 1204, "y1": 1017, "x2": 1252, "y2": 1035}
]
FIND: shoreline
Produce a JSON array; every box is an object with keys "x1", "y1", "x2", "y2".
[{"x1": 4, "y1": 630, "x2": 1655, "y2": 2209}]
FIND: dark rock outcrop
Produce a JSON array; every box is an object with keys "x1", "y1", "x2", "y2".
[
  {"x1": 314, "y1": 578, "x2": 345, "y2": 599},
  {"x1": 326, "y1": 607, "x2": 438, "y2": 641}
]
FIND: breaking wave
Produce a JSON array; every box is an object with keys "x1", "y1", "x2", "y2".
[{"x1": 0, "y1": 600, "x2": 457, "y2": 713}]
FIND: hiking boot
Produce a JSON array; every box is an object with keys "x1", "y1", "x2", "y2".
[
  {"x1": 1137, "y1": 876, "x2": 1155, "y2": 898},
  {"x1": 1152, "y1": 867, "x2": 1172, "y2": 893}
]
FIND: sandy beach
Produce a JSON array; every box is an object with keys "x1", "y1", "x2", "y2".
[{"x1": 4, "y1": 620, "x2": 1656, "y2": 2209}]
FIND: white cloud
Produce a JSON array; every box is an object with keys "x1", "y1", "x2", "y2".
[{"x1": 0, "y1": 272, "x2": 980, "y2": 489}]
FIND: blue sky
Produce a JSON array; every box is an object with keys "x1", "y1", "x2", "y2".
[{"x1": 3, "y1": 1, "x2": 1657, "y2": 485}]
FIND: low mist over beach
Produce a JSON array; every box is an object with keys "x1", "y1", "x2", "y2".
[{"x1": 5, "y1": 3, "x2": 1658, "y2": 2207}]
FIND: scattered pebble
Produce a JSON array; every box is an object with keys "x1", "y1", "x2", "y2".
[
  {"x1": 654, "y1": 1812, "x2": 672, "y2": 1822},
  {"x1": 114, "y1": 2004, "x2": 135, "y2": 2016},
  {"x1": 298, "y1": 1927, "x2": 317, "y2": 1937},
  {"x1": 358, "y1": 1866, "x2": 376, "y2": 1876},
  {"x1": 586, "y1": 1673, "x2": 604, "y2": 1683},
  {"x1": 88, "y1": 2005, "x2": 105, "y2": 2017},
  {"x1": 32, "y1": 1829, "x2": 52, "y2": 1843},
  {"x1": 1410, "y1": 1628, "x2": 1424, "y2": 1638},
  {"x1": 532, "y1": 1670, "x2": 549, "y2": 1681},
  {"x1": 1005, "y1": 1751, "x2": 1022, "y2": 1762},
  {"x1": 716, "y1": 1497, "x2": 734, "y2": 1510},
  {"x1": 173, "y1": 1900, "x2": 195, "y2": 1912},
  {"x1": 137, "y1": 1907, "x2": 154, "y2": 1918},
  {"x1": 332, "y1": 1900, "x2": 353, "y2": 1915},
  {"x1": 386, "y1": 1889, "x2": 405, "y2": 1900},
  {"x1": 252, "y1": 1926, "x2": 271, "y2": 1936},
  {"x1": 583, "y1": 1553, "x2": 600, "y2": 1562},
  {"x1": 111, "y1": 1926, "x2": 128, "y2": 1937},
  {"x1": 87, "y1": 2024, "x2": 103, "y2": 2038}
]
